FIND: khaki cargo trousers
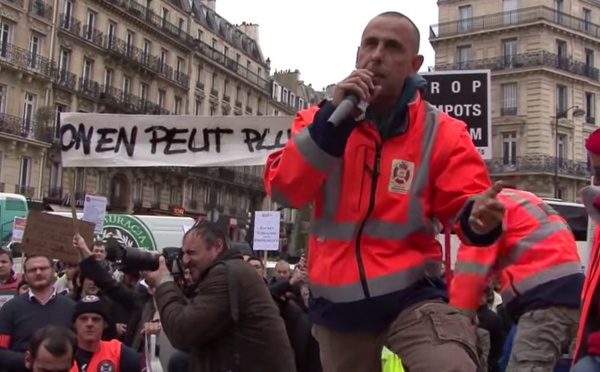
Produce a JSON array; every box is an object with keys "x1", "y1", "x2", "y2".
[
  {"x1": 312, "y1": 299, "x2": 481, "y2": 372},
  {"x1": 506, "y1": 306, "x2": 580, "y2": 372}
]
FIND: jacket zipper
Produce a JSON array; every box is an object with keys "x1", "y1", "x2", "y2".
[{"x1": 354, "y1": 142, "x2": 381, "y2": 299}]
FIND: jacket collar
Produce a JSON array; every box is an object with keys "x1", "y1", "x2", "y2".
[{"x1": 198, "y1": 250, "x2": 243, "y2": 280}]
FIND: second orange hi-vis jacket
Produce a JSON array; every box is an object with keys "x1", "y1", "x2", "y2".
[
  {"x1": 575, "y1": 186, "x2": 600, "y2": 362},
  {"x1": 264, "y1": 79, "x2": 503, "y2": 332},
  {"x1": 450, "y1": 188, "x2": 584, "y2": 319},
  {"x1": 71, "y1": 339, "x2": 122, "y2": 372}
]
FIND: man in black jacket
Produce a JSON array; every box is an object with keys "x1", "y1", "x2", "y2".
[{"x1": 73, "y1": 235, "x2": 155, "y2": 352}]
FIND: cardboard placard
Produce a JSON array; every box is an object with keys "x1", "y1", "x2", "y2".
[{"x1": 21, "y1": 212, "x2": 94, "y2": 264}]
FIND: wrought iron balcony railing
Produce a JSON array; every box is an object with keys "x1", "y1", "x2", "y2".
[
  {"x1": 431, "y1": 6, "x2": 600, "y2": 41},
  {"x1": 430, "y1": 51, "x2": 599, "y2": 81},
  {"x1": 486, "y1": 155, "x2": 590, "y2": 178},
  {"x1": 78, "y1": 77, "x2": 102, "y2": 99},
  {"x1": 0, "y1": 43, "x2": 54, "y2": 79},
  {"x1": 104, "y1": 35, "x2": 163, "y2": 75},
  {"x1": 28, "y1": 0, "x2": 52, "y2": 20},
  {"x1": 53, "y1": 69, "x2": 77, "y2": 91},
  {"x1": 0, "y1": 113, "x2": 53, "y2": 142}
]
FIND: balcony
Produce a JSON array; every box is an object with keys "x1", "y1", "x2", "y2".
[
  {"x1": 587, "y1": 116, "x2": 596, "y2": 125},
  {"x1": 54, "y1": 69, "x2": 77, "y2": 91},
  {"x1": 486, "y1": 155, "x2": 589, "y2": 179},
  {"x1": 173, "y1": 70, "x2": 190, "y2": 87},
  {"x1": 501, "y1": 107, "x2": 517, "y2": 116},
  {"x1": 0, "y1": 113, "x2": 53, "y2": 142},
  {"x1": 193, "y1": 39, "x2": 269, "y2": 92},
  {"x1": 78, "y1": 77, "x2": 102, "y2": 99},
  {"x1": 99, "y1": 0, "x2": 191, "y2": 46},
  {"x1": 58, "y1": 16, "x2": 103, "y2": 51},
  {"x1": 245, "y1": 106, "x2": 253, "y2": 114},
  {"x1": 196, "y1": 81, "x2": 204, "y2": 90},
  {"x1": 431, "y1": 51, "x2": 599, "y2": 81},
  {"x1": 191, "y1": 167, "x2": 264, "y2": 191},
  {"x1": 15, "y1": 184, "x2": 35, "y2": 198},
  {"x1": 105, "y1": 35, "x2": 162, "y2": 74},
  {"x1": 28, "y1": 0, "x2": 53, "y2": 21},
  {"x1": 0, "y1": 43, "x2": 54, "y2": 80},
  {"x1": 46, "y1": 186, "x2": 64, "y2": 199},
  {"x1": 235, "y1": 100, "x2": 242, "y2": 109},
  {"x1": 3, "y1": 0, "x2": 23, "y2": 8},
  {"x1": 100, "y1": 85, "x2": 167, "y2": 115},
  {"x1": 210, "y1": 88, "x2": 218, "y2": 98},
  {"x1": 222, "y1": 94, "x2": 230, "y2": 103},
  {"x1": 430, "y1": 6, "x2": 600, "y2": 41}
]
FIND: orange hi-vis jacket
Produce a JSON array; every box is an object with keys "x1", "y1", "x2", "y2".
[
  {"x1": 264, "y1": 92, "x2": 498, "y2": 331},
  {"x1": 70, "y1": 339, "x2": 122, "y2": 372},
  {"x1": 450, "y1": 188, "x2": 583, "y2": 315},
  {"x1": 575, "y1": 186, "x2": 600, "y2": 362}
]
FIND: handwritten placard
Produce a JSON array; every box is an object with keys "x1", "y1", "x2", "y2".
[
  {"x1": 21, "y1": 212, "x2": 95, "y2": 264},
  {"x1": 253, "y1": 211, "x2": 281, "y2": 251},
  {"x1": 59, "y1": 113, "x2": 293, "y2": 168}
]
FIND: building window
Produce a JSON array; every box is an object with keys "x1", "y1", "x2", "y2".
[
  {"x1": 557, "y1": 134, "x2": 567, "y2": 163},
  {"x1": 103, "y1": 68, "x2": 112, "y2": 90},
  {"x1": 501, "y1": 83, "x2": 517, "y2": 116},
  {"x1": 140, "y1": 83, "x2": 148, "y2": 102},
  {"x1": 0, "y1": 85, "x2": 5, "y2": 114},
  {"x1": 586, "y1": 92, "x2": 596, "y2": 124},
  {"x1": 63, "y1": 0, "x2": 73, "y2": 28},
  {"x1": 122, "y1": 75, "x2": 131, "y2": 95},
  {"x1": 502, "y1": 38, "x2": 517, "y2": 67},
  {"x1": 161, "y1": 7, "x2": 169, "y2": 27},
  {"x1": 85, "y1": 10, "x2": 96, "y2": 40},
  {"x1": 195, "y1": 100, "x2": 203, "y2": 115},
  {"x1": 82, "y1": 58, "x2": 93, "y2": 82},
  {"x1": 176, "y1": 57, "x2": 184, "y2": 73},
  {"x1": 555, "y1": 0, "x2": 564, "y2": 23},
  {"x1": 28, "y1": 33, "x2": 41, "y2": 69},
  {"x1": 211, "y1": 73, "x2": 217, "y2": 89},
  {"x1": 173, "y1": 97, "x2": 182, "y2": 115},
  {"x1": 209, "y1": 106, "x2": 216, "y2": 116},
  {"x1": 58, "y1": 49, "x2": 69, "y2": 82},
  {"x1": 153, "y1": 183, "x2": 161, "y2": 203},
  {"x1": 19, "y1": 157, "x2": 31, "y2": 187},
  {"x1": 178, "y1": 17, "x2": 184, "y2": 31},
  {"x1": 457, "y1": 45, "x2": 471, "y2": 68},
  {"x1": 106, "y1": 22, "x2": 116, "y2": 48},
  {"x1": 458, "y1": 5, "x2": 472, "y2": 32},
  {"x1": 169, "y1": 186, "x2": 180, "y2": 205},
  {"x1": 212, "y1": 38, "x2": 217, "y2": 49},
  {"x1": 0, "y1": 21, "x2": 12, "y2": 58},
  {"x1": 557, "y1": 188, "x2": 566, "y2": 200},
  {"x1": 75, "y1": 168, "x2": 85, "y2": 192},
  {"x1": 503, "y1": 0, "x2": 518, "y2": 25},
  {"x1": 583, "y1": 8, "x2": 592, "y2": 32},
  {"x1": 158, "y1": 89, "x2": 166, "y2": 108},
  {"x1": 142, "y1": 39, "x2": 151, "y2": 58},
  {"x1": 298, "y1": 98, "x2": 304, "y2": 110},
  {"x1": 22, "y1": 92, "x2": 36, "y2": 133},
  {"x1": 196, "y1": 64, "x2": 204, "y2": 86},
  {"x1": 134, "y1": 179, "x2": 143, "y2": 200},
  {"x1": 556, "y1": 84, "x2": 567, "y2": 114},
  {"x1": 556, "y1": 39, "x2": 567, "y2": 58},
  {"x1": 502, "y1": 132, "x2": 517, "y2": 166}
]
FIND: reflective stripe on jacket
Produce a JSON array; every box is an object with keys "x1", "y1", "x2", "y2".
[
  {"x1": 70, "y1": 339, "x2": 122, "y2": 372},
  {"x1": 450, "y1": 188, "x2": 583, "y2": 312},
  {"x1": 264, "y1": 92, "x2": 492, "y2": 304}
]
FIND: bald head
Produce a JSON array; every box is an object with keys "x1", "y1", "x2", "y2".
[
  {"x1": 274, "y1": 260, "x2": 291, "y2": 281},
  {"x1": 367, "y1": 12, "x2": 421, "y2": 53}
]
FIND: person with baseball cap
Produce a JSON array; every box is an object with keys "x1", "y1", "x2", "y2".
[{"x1": 71, "y1": 295, "x2": 142, "y2": 372}]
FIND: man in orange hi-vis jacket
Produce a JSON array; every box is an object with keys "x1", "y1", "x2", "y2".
[
  {"x1": 264, "y1": 11, "x2": 506, "y2": 372},
  {"x1": 575, "y1": 128, "x2": 600, "y2": 370},
  {"x1": 451, "y1": 188, "x2": 584, "y2": 371}
]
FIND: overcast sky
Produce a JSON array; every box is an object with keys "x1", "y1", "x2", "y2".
[{"x1": 215, "y1": 0, "x2": 438, "y2": 90}]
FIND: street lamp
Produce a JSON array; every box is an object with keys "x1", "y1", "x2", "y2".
[{"x1": 554, "y1": 105, "x2": 586, "y2": 198}]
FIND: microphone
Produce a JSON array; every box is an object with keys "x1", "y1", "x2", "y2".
[{"x1": 327, "y1": 94, "x2": 368, "y2": 127}]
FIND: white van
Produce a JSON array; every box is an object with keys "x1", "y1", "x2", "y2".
[{"x1": 47, "y1": 213, "x2": 195, "y2": 251}]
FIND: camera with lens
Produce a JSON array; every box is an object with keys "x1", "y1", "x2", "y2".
[{"x1": 106, "y1": 243, "x2": 183, "y2": 278}]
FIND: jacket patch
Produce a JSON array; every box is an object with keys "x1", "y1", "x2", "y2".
[
  {"x1": 388, "y1": 160, "x2": 414, "y2": 194},
  {"x1": 97, "y1": 360, "x2": 116, "y2": 372}
]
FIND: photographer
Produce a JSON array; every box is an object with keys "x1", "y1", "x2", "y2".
[
  {"x1": 72, "y1": 234, "x2": 157, "y2": 352},
  {"x1": 144, "y1": 221, "x2": 295, "y2": 371}
]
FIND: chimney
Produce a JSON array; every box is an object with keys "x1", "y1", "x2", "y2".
[
  {"x1": 237, "y1": 22, "x2": 259, "y2": 43},
  {"x1": 200, "y1": 0, "x2": 215, "y2": 11}
]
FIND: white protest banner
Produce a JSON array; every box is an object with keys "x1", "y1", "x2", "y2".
[{"x1": 59, "y1": 113, "x2": 292, "y2": 168}]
